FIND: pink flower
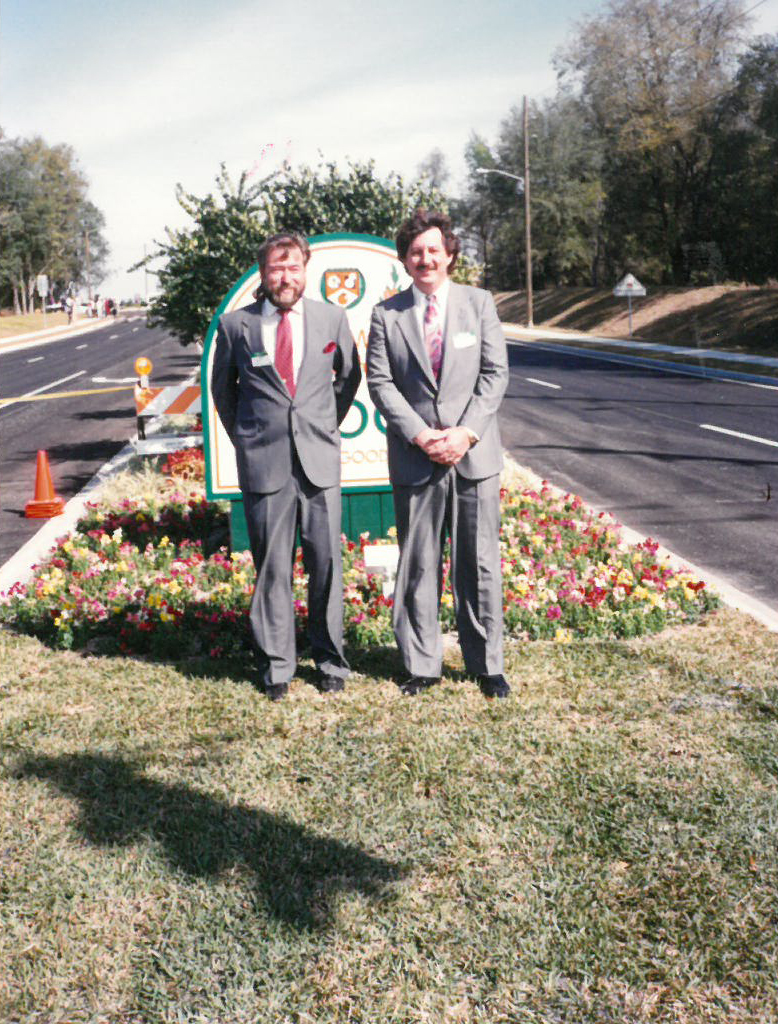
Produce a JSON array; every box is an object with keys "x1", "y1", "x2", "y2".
[{"x1": 546, "y1": 605, "x2": 562, "y2": 620}]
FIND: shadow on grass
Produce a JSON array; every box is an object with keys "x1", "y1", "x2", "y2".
[{"x1": 18, "y1": 751, "x2": 405, "y2": 932}]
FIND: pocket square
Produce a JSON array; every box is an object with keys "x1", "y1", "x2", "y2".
[
  {"x1": 452, "y1": 331, "x2": 477, "y2": 349},
  {"x1": 251, "y1": 352, "x2": 272, "y2": 367},
  {"x1": 323, "y1": 341, "x2": 337, "y2": 354}
]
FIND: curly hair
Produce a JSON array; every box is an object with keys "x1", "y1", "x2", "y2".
[{"x1": 395, "y1": 208, "x2": 460, "y2": 270}]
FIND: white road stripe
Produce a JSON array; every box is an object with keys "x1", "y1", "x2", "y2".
[
  {"x1": 76, "y1": 344, "x2": 88, "y2": 349},
  {"x1": 526, "y1": 377, "x2": 561, "y2": 390},
  {"x1": 2, "y1": 371, "x2": 86, "y2": 406},
  {"x1": 27, "y1": 356, "x2": 44, "y2": 363},
  {"x1": 700, "y1": 424, "x2": 778, "y2": 448},
  {"x1": 719, "y1": 377, "x2": 778, "y2": 391},
  {"x1": 132, "y1": 327, "x2": 139, "y2": 333},
  {"x1": 109, "y1": 334, "x2": 119, "y2": 340}
]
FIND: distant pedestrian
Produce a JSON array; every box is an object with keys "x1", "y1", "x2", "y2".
[{"x1": 66, "y1": 296, "x2": 74, "y2": 324}]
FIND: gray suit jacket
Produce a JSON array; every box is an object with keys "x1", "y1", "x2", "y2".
[
  {"x1": 211, "y1": 297, "x2": 361, "y2": 493},
  {"x1": 366, "y1": 283, "x2": 508, "y2": 486}
]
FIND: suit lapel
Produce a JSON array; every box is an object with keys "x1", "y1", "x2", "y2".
[
  {"x1": 438, "y1": 282, "x2": 466, "y2": 395},
  {"x1": 241, "y1": 304, "x2": 290, "y2": 400},
  {"x1": 395, "y1": 287, "x2": 437, "y2": 391},
  {"x1": 295, "y1": 298, "x2": 321, "y2": 397}
]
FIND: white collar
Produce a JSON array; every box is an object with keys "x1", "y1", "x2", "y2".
[
  {"x1": 261, "y1": 297, "x2": 304, "y2": 317},
  {"x1": 411, "y1": 279, "x2": 450, "y2": 307}
]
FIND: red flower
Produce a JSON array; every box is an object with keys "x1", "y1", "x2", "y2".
[{"x1": 323, "y1": 341, "x2": 337, "y2": 354}]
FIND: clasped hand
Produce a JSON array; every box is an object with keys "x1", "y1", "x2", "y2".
[{"x1": 414, "y1": 426, "x2": 472, "y2": 465}]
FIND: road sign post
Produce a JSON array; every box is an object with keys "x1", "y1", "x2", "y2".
[
  {"x1": 613, "y1": 273, "x2": 647, "y2": 337},
  {"x1": 36, "y1": 274, "x2": 49, "y2": 328}
]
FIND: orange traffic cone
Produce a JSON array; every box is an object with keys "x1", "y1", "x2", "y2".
[{"x1": 25, "y1": 450, "x2": 66, "y2": 518}]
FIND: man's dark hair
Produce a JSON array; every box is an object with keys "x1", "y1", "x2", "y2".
[
  {"x1": 395, "y1": 208, "x2": 460, "y2": 269},
  {"x1": 258, "y1": 231, "x2": 311, "y2": 271}
]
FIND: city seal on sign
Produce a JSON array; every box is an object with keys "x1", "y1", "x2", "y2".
[{"x1": 321, "y1": 268, "x2": 365, "y2": 309}]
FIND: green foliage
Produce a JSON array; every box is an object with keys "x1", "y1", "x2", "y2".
[
  {"x1": 0, "y1": 132, "x2": 109, "y2": 311},
  {"x1": 457, "y1": 2, "x2": 777, "y2": 287},
  {"x1": 141, "y1": 160, "x2": 447, "y2": 345}
]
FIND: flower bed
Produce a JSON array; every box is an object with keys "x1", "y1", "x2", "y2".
[{"x1": 0, "y1": 449, "x2": 718, "y2": 659}]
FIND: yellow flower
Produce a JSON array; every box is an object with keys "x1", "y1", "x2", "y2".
[
  {"x1": 159, "y1": 536, "x2": 171, "y2": 548},
  {"x1": 554, "y1": 627, "x2": 573, "y2": 644}
]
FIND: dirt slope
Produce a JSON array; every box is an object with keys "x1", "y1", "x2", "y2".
[{"x1": 494, "y1": 285, "x2": 778, "y2": 358}]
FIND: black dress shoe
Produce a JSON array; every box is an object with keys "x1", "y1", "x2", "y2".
[
  {"x1": 264, "y1": 682, "x2": 289, "y2": 702},
  {"x1": 315, "y1": 674, "x2": 345, "y2": 694},
  {"x1": 478, "y1": 674, "x2": 511, "y2": 699},
  {"x1": 398, "y1": 676, "x2": 440, "y2": 696}
]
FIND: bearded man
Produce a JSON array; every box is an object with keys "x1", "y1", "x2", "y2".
[{"x1": 211, "y1": 231, "x2": 361, "y2": 700}]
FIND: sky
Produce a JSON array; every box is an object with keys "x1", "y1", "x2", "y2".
[{"x1": 2, "y1": 0, "x2": 777, "y2": 301}]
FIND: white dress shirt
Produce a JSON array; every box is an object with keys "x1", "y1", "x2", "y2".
[
  {"x1": 411, "y1": 279, "x2": 450, "y2": 345},
  {"x1": 259, "y1": 298, "x2": 305, "y2": 379}
]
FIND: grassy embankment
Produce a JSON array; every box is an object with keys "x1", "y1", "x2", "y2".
[
  {"x1": 0, "y1": 310, "x2": 71, "y2": 337},
  {"x1": 495, "y1": 284, "x2": 778, "y2": 359}
]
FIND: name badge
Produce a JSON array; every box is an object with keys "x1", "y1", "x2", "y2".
[{"x1": 251, "y1": 352, "x2": 272, "y2": 367}]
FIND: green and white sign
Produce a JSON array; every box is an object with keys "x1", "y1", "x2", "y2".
[{"x1": 202, "y1": 232, "x2": 409, "y2": 500}]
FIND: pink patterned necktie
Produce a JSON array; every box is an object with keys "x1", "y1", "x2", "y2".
[
  {"x1": 275, "y1": 309, "x2": 295, "y2": 397},
  {"x1": 424, "y1": 293, "x2": 443, "y2": 381}
]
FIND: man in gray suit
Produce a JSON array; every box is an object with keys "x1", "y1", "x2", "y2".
[
  {"x1": 367, "y1": 209, "x2": 510, "y2": 698},
  {"x1": 212, "y1": 231, "x2": 361, "y2": 700}
]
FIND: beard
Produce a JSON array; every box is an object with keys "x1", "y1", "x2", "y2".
[{"x1": 262, "y1": 279, "x2": 305, "y2": 310}]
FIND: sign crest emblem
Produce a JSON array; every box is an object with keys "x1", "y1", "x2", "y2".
[{"x1": 321, "y1": 268, "x2": 365, "y2": 309}]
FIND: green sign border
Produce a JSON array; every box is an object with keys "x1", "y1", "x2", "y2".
[{"x1": 202, "y1": 232, "x2": 397, "y2": 501}]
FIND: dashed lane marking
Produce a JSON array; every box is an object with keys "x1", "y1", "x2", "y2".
[
  {"x1": 525, "y1": 377, "x2": 561, "y2": 390},
  {"x1": 700, "y1": 424, "x2": 778, "y2": 448}
]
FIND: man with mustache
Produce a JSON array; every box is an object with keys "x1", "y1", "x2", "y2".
[
  {"x1": 367, "y1": 209, "x2": 510, "y2": 698},
  {"x1": 212, "y1": 231, "x2": 361, "y2": 700}
]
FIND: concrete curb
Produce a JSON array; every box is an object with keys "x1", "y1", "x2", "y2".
[{"x1": 0, "y1": 442, "x2": 139, "y2": 596}]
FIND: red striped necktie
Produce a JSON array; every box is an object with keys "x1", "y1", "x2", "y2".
[{"x1": 275, "y1": 309, "x2": 295, "y2": 396}]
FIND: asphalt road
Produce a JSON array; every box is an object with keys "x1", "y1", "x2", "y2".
[
  {"x1": 0, "y1": 315, "x2": 200, "y2": 566},
  {"x1": 502, "y1": 339, "x2": 778, "y2": 611}
]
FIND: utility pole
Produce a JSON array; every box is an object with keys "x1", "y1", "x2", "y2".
[{"x1": 523, "y1": 96, "x2": 534, "y2": 328}]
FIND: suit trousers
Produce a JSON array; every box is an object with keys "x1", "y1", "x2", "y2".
[
  {"x1": 243, "y1": 458, "x2": 349, "y2": 686},
  {"x1": 392, "y1": 468, "x2": 504, "y2": 678}
]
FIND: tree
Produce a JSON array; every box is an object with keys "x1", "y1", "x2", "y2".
[
  {"x1": 0, "y1": 133, "x2": 108, "y2": 311},
  {"x1": 706, "y1": 34, "x2": 778, "y2": 281},
  {"x1": 556, "y1": 0, "x2": 750, "y2": 282},
  {"x1": 141, "y1": 159, "x2": 447, "y2": 345},
  {"x1": 458, "y1": 98, "x2": 605, "y2": 291},
  {"x1": 417, "y1": 148, "x2": 450, "y2": 191}
]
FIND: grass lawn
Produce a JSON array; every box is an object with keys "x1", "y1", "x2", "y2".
[
  {"x1": 2, "y1": 606, "x2": 778, "y2": 1023},
  {"x1": 0, "y1": 310, "x2": 72, "y2": 337}
]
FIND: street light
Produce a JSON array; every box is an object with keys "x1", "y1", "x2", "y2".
[
  {"x1": 474, "y1": 98, "x2": 534, "y2": 327},
  {"x1": 475, "y1": 166, "x2": 524, "y2": 193}
]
